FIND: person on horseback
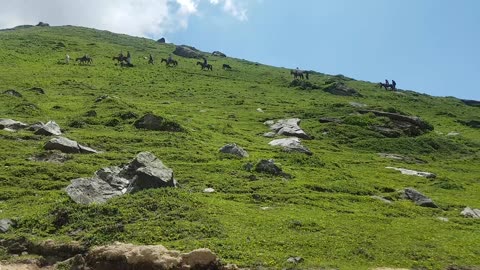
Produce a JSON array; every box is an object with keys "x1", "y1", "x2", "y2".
[
  {"x1": 392, "y1": 80, "x2": 397, "y2": 89},
  {"x1": 149, "y1": 54, "x2": 154, "y2": 64},
  {"x1": 126, "y1": 51, "x2": 132, "y2": 65},
  {"x1": 203, "y1": 57, "x2": 208, "y2": 66},
  {"x1": 385, "y1": 79, "x2": 389, "y2": 86}
]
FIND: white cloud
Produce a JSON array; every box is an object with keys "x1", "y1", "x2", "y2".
[{"x1": 0, "y1": 0, "x2": 250, "y2": 37}]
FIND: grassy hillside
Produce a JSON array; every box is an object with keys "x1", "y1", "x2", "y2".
[{"x1": 0, "y1": 26, "x2": 479, "y2": 269}]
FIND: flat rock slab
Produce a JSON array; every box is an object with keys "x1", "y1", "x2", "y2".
[
  {"x1": 378, "y1": 153, "x2": 426, "y2": 164},
  {"x1": 269, "y1": 137, "x2": 312, "y2": 155},
  {"x1": 0, "y1": 119, "x2": 28, "y2": 131},
  {"x1": 403, "y1": 188, "x2": 438, "y2": 208},
  {"x1": 386, "y1": 167, "x2": 436, "y2": 178},
  {"x1": 66, "y1": 152, "x2": 177, "y2": 204},
  {"x1": 44, "y1": 137, "x2": 99, "y2": 154},
  {"x1": 219, "y1": 143, "x2": 249, "y2": 157},
  {"x1": 264, "y1": 118, "x2": 311, "y2": 139},
  {"x1": 0, "y1": 219, "x2": 13, "y2": 233},
  {"x1": 34, "y1": 121, "x2": 62, "y2": 136},
  {"x1": 461, "y1": 207, "x2": 480, "y2": 218}
]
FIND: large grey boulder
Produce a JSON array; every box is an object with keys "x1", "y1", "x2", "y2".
[
  {"x1": 44, "y1": 137, "x2": 99, "y2": 154},
  {"x1": 173, "y1": 45, "x2": 204, "y2": 59},
  {"x1": 460, "y1": 207, "x2": 480, "y2": 218},
  {"x1": 0, "y1": 219, "x2": 14, "y2": 233},
  {"x1": 212, "y1": 51, "x2": 226, "y2": 57},
  {"x1": 403, "y1": 188, "x2": 438, "y2": 208},
  {"x1": 66, "y1": 152, "x2": 177, "y2": 204},
  {"x1": 268, "y1": 137, "x2": 312, "y2": 155},
  {"x1": 264, "y1": 118, "x2": 311, "y2": 139},
  {"x1": 0, "y1": 119, "x2": 28, "y2": 131},
  {"x1": 359, "y1": 110, "x2": 433, "y2": 136},
  {"x1": 34, "y1": 120, "x2": 62, "y2": 136},
  {"x1": 219, "y1": 143, "x2": 249, "y2": 158}
]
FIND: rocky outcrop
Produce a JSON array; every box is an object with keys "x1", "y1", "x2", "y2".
[
  {"x1": 402, "y1": 188, "x2": 438, "y2": 208},
  {"x1": 157, "y1": 37, "x2": 166, "y2": 43},
  {"x1": 219, "y1": 143, "x2": 249, "y2": 157},
  {"x1": 264, "y1": 118, "x2": 311, "y2": 139},
  {"x1": 212, "y1": 51, "x2": 226, "y2": 57},
  {"x1": 28, "y1": 87, "x2": 45, "y2": 94},
  {"x1": 36, "y1": 22, "x2": 50, "y2": 27},
  {"x1": 66, "y1": 152, "x2": 177, "y2": 204},
  {"x1": 460, "y1": 207, "x2": 480, "y2": 218},
  {"x1": 173, "y1": 45, "x2": 204, "y2": 59},
  {"x1": 323, "y1": 82, "x2": 361, "y2": 97},
  {"x1": 3, "y1": 89, "x2": 22, "y2": 97},
  {"x1": 268, "y1": 137, "x2": 312, "y2": 155},
  {"x1": 134, "y1": 113, "x2": 183, "y2": 132},
  {"x1": 386, "y1": 167, "x2": 436, "y2": 178},
  {"x1": 359, "y1": 110, "x2": 433, "y2": 136},
  {"x1": 44, "y1": 137, "x2": 99, "y2": 154},
  {"x1": 34, "y1": 121, "x2": 62, "y2": 136},
  {"x1": 0, "y1": 119, "x2": 28, "y2": 131}
]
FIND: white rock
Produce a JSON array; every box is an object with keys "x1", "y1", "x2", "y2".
[
  {"x1": 386, "y1": 167, "x2": 436, "y2": 178},
  {"x1": 256, "y1": 108, "x2": 264, "y2": 113},
  {"x1": 203, "y1": 188, "x2": 215, "y2": 193}
]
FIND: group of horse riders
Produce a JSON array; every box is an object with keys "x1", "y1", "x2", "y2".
[{"x1": 379, "y1": 79, "x2": 397, "y2": 90}]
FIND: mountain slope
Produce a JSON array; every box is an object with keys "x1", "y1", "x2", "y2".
[{"x1": 0, "y1": 26, "x2": 479, "y2": 269}]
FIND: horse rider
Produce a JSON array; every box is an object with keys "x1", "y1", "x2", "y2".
[
  {"x1": 126, "y1": 51, "x2": 131, "y2": 65},
  {"x1": 203, "y1": 56, "x2": 208, "y2": 66},
  {"x1": 385, "y1": 79, "x2": 389, "y2": 86},
  {"x1": 392, "y1": 80, "x2": 397, "y2": 89},
  {"x1": 149, "y1": 54, "x2": 154, "y2": 64}
]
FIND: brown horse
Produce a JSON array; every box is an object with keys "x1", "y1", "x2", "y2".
[
  {"x1": 222, "y1": 64, "x2": 232, "y2": 70},
  {"x1": 161, "y1": 58, "x2": 177, "y2": 67},
  {"x1": 197, "y1": 61, "x2": 212, "y2": 71}
]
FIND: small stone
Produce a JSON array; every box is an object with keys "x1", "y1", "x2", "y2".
[
  {"x1": 257, "y1": 108, "x2": 264, "y2": 113},
  {"x1": 219, "y1": 143, "x2": 249, "y2": 158},
  {"x1": 203, "y1": 188, "x2": 215, "y2": 193},
  {"x1": 460, "y1": 207, "x2": 480, "y2": 218},
  {"x1": 437, "y1": 217, "x2": 449, "y2": 222},
  {"x1": 371, "y1": 195, "x2": 393, "y2": 204},
  {"x1": 287, "y1": 256, "x2": 304, "y2": 264}
]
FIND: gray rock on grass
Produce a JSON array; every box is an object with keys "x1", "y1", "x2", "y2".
[
  {"x1": 264, "y1": 118, "x2": 311, "y2": 139},
  {"x1": 44, "y1": 137, "x2": 99, "y2": 154},
  {"x1": 34, "y1": 120, "x2": 62, "y2": 136},
  {"x1": 460, "y1": 207, "x2": 480, "y2": 218},
  {"x1": 219, "y1": 143, "x2": 249, "y2": 158},
  {"x1": 403, "y1": 188, "x2": 438, "y2": 208},
  {"x1": 268, "y1": 137, "x2": 312, "y2": 155}
]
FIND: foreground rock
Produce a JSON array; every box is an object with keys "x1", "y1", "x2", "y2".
[
  {"x1": 0, "y1": 219, "x2": 13, "y2": 233},
  {"x1": 173, "y1": 45, "x2": 204, "y2": 58},
  {"x1": 66, "y1": 152, "x2": 177, "y2": 204},
  {"x1": 134, "y1": 113, "x2": 183, "y2": 132},
  {"x1": 269, "y1": 137, "x2": 312, "y2": 155},
  {"x1": 0, "y1": 119, "x2": 28, "y2": 131},
  {"x1": 33, "y1": 121, "x2": 62, "y2": 136},
  {"x1": 460, "y1": 207, "x2": 480, "y2": 218},
  {"x1": 212, "y1": 51, "x2": 226, "y2": 57},
  {"x1": 264, "y1": 118, "x2": 311, "y2": 139},
  {"x1": 44, "y1": 137, "x2": 99, "y2": 154},
  {"x1": 219, "y1": 143, "x2": 249, "y2": 157},
  {"x1": 402, "y1": 188, "x2": 438, "y2": 208},
  {"x1": 255, "y1": 159, "x2": 291, "y2": 178},
  {"x1": 386, "y1": 167, "x2": 436, "y2": 178}
]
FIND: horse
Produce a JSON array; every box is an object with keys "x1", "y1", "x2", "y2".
[
  {"x1": 290, "y1": 69, "x2": 309, "y2": 80},
  {"x1": 161, "y1": 58, "x2": 177, "y2": 67},
  {"x1": 222, "y1": 64, "x2": 232, "y2": 70},
  {"x1": 378, "y1": 82, "x2": 396, "y2": 90},
  {"x1": 197, "y1": 61, "x2": 213, "y2": 71},
  {"x1": 76, "y1": 56, "x2": 92, "y2": 65},
  {"x1": 112, "y1": 55, "x2": 127, "y2": 63}
]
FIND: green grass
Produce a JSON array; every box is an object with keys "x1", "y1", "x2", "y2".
[{"x1": 0, "y1": 26, "x2": 479, "y2": 269}]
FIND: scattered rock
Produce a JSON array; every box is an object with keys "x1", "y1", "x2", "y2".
[
  {"x1": 28, "y1": 87, "x2": 45, "y2": 94},
  {"x1": 458, "y1": 120, "x2": 480, "y2": 129},
  {"x1": 378, "y1": 153, "x2": 426, "y2": 164},
  {"x1": 27, "y1": 122, "x2": 44, "y2": 132},
  {"x1": 349, "y1": 101, "x2": 367, "y2": 108},
  {"x1": 173, "y1": 45, "x2": 204, "y2": 59},
  {"x1": 0, "y1": 119, "x2": 28, "y2": 130},
  {"x1": 85, "y1": 242, "x2": 222, "y2": 270},
  {"x1": 256, "y1": 108, "x2": 264, "y2": 113},
  {"x1": 386, "y1": 167, "x2": 436, "y2": 178},
  {"x1": 44, "y1": 137, "x2": 99, "y2": 154},
  {"x1": 289, "y1": 79, "x2": 321, "y2": 90},
  {"x1": 219, "y1": 143, "x2": 249, "y2": 158},
  {"x1": 0, "y1": 219, "x2": 14, "y2": 233},
  {"x1": 371, "y1": 195, "x2": 393, "y2": 204},
  {"x1": 36, "y1": 22, "x2": 49, "y2": 27},
  {"x1": 3, "y1": 89, "x2": 22, "y2": 97},
  {"x1": 447, "y1": 132, "x2": 460, "y2": 136},
  {"x1": 157, "y1": 37, "x2": 166, "y2": 43},
  {"x1": 460, "y1": 207, "x2": 480, "y2": 218},
  {"x1": 255, "y1": 159, "x2": 291, "y2": 178},
  {"x1": 263, "y1": 131, "x2": 276, "y2": 138},
  {"x1": 30, "y1": 240, "x2": 87, "y2": 261},
  {"x1": 203, "y1": 188, "x2": 215, "y2": 193},
  {"x1": 437, "y1": 217, "x2": 449, "y2": 222},
  {"x1": 34, "y1": 121, "x2": 62, "y2": 136},
  {"x1": 95, "y1": 95, "x2": 110, "y2": 103},
  {"x1": 212, "y1": 51, "x2": 226, "y2": 57},
  {"x1": 28, "y1": 151, "x2": 70, "y2": 163},
  {"x1": 268, "y1": 137, "x2": 312, "y2": 155},
  {"x1": 287, "y1": 256, "x2": 304, "y2": 264},
  {"x1": 134, "y1": 113, "x2": 183, "y2": 132},
  {"x1": 264, "y1": 118, "x2": 311, "y2": 139},
  {"x1": 0, "y1": 236, "x2": 31, "y2": 254},
  {"x1": 66, "y1": 152, "x2": 177, "y2": 204},
  {"x1": 323, "y1": 82, "x2": 361, "y2": 97},
  {"x1": 402, "y1": 188, "x2": 438, "y2": 208}
]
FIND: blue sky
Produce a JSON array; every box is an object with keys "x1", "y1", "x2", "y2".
[{"x1": 166, "y1": 0, "x2": 480, "y2": 100}]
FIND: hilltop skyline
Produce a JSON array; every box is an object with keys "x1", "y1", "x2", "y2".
[{"x1": 0, "y1": 0, "x2": 479, "y2": 99}]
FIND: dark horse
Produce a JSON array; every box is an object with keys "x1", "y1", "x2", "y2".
[
  {"x1": 112, "y1": 55, "x2": 128, "y2": 63},
  {"x1": 290, "y1": 69, "x2": 309, "y2": 80},
  {"x1": 378, "y1": 82, "x2": 396, "y2": 90},
  {"x1": 161, "y1": 58, "x2": 178, "y2": 67},
  {"x1": 76, "y1": 56, "x2": 92, "y2": 65},
  {"x1": 222, "y1": 64, "x2": 232, "y2": 70},
  {"x1": 197, "y1": 61, "x2": 213, "y2": 71}
]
